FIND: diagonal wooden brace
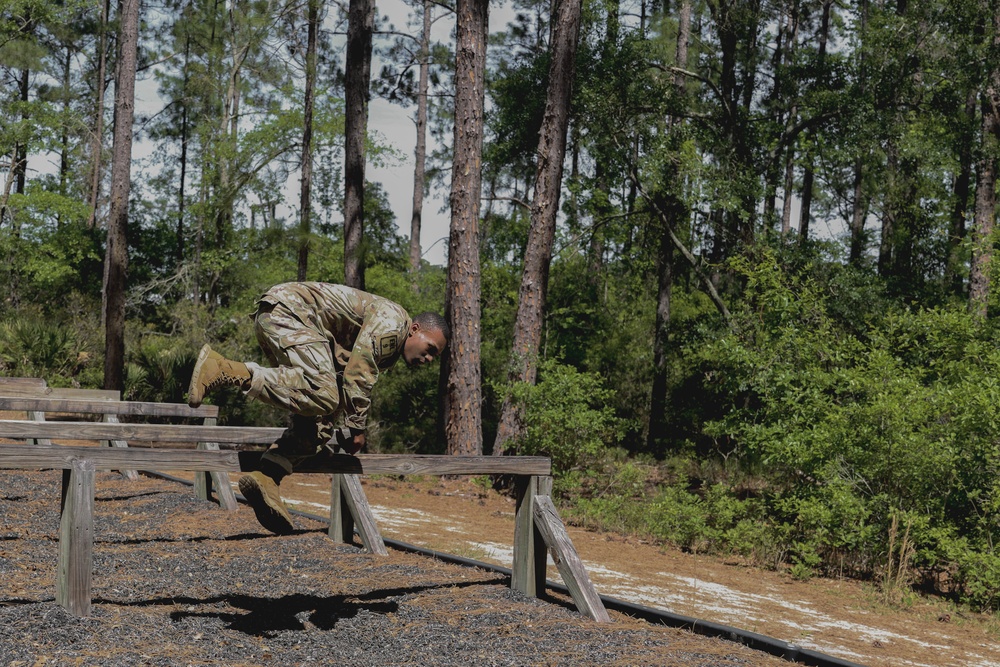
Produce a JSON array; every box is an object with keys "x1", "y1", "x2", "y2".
[
  {"x1": 532, "y1": 493, "x2": 610, "y2": 622},
  {"x1": 328, "y1": 473, "x2": 388, "y2": 555},
  {"x1": 194, "y1": 417, "x2": 238, "y2": 510},
  {"x1": 512, "y1": 475, "x2": 610, "y2": 623}
]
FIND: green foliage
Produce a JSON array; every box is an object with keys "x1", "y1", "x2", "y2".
[
  {"x1": 0, "y1": 311, "x2": 97, "y2": 385},
  {"x1": 502, "y1": 358, "x2": 623, "y2": 484},
  {"x1": 691, "y1": 253, "x2": 1000, "y2": 606}
]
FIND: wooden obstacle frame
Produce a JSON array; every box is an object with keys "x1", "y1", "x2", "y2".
[{"x1": 0, "y1": 388, "x2": 609, "y2": 623}]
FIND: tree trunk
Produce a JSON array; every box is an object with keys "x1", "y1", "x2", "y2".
[
  {"x1": 646, "y1": 0, "x2": 690, "y2": 454},
  {"x1": 88, "y1": 0, "x2": 111, "y2": 229},
  {"x1": 946, "y1": 88, "x2": 976, "y2": 294},
  {"x1": 878, "y1": 142, "x2": 897, "y2": 277},
  {"x1": 444, "y1": 0, "x2": 489, "y2": 457},
  {"x1": 848, "y1": 157, "x2": 867, "y2": 264},
  {"x1": 970, "y1": 6, "x2": 1000, "y2": 317},
  {"x1": 177, "y1": 29, "x2": 191, "y2": 264},
  {"x1": 848, "y1": 0, "x2": 868, "y2": 264},
  {"x1": 493, "y1": 0, "x2": 582, "y2": 457},
  {"x1": 15, "y1": 66, "x2": 28, "y2": 198},
  {"x1": 297, "y1": 0, "x2": 319, "y2": 281},
  {"x1": 344, "y1": 0, "x2": 374, "y2": 290},
  {"x1": 58, "y1": 45, "x2": 71, "y2": 227},
  {"x1": 780, "y1": 147, "x2": 796, "y2": 237},
  {"x1": 409, "y1": 0, "x2": 432, "y2": 287},
  {"x1": 797, "y1": 0, "x2": 830, "y2": 246},
  {"x1": 103, "y1": 0, "x2": 140, "y2": 394},
  {"x1": 798, "y1": 165, "x2": 814, "y2": 241}
]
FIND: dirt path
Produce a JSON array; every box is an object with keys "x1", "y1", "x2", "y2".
[{"x1": 268, "y1": 473, "x2": 1000, "y2": 667}]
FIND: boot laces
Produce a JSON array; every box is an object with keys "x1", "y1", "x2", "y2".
[{"x1": 207, "y1": 366, "x2": 244, "y2": 391}]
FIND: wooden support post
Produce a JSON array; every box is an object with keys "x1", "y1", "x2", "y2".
[
  {"x1": 102, "y1": 414, "x2": 139, "y2": 481},
  {"x1": 57, "y1": 457, "x2": 96, "y2": 617},
  {"x1": 328, "y1": 474, "x2": 355, "y2": 543},
  {"x1": 195, "y1": 417, "x2": 238, "y2": 510},
  {"x1": 532, "y1": 493, "x2": 610, "y2": 622},
  {"x1": 512, "y1": 475, "x2": 548, "y2": 597},
  {"x1": 27, "y1": 410, "x2": 51, "y2": 446},
  {"x1": 329, "y1": 473, "x2": 387, "y2": 555}
]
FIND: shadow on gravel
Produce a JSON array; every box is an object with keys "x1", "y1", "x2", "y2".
[
  {"x1": 95, "y1": 491, "x2": 165, "y2": 502},
  {"x1": 95, "y1": 579, "x2": 494, "y2": 637}
]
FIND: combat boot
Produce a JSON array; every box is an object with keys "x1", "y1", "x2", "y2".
[
  {"x1": 187, "y1": 344, "x2": 251, "y2": 408},
  {"x1": 238, "y1": 471, "x2": 297, "y2": 535}
]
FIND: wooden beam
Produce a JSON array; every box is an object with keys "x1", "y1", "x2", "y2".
[
  {"x1": 0, "y1": 420, "x2": 284, "y2": 444},
  {"x1": 532, "y1": 494, "x2": 611, "y2": 623},
  {"x1": 0, "y1": 386, "x2": 120, "y2": 400},
  {"x1": 328, "y1": 474, "x2": 354, "y2": 544},
  {"x1": 0, "y1": 377, "x2": 47, "y2": 388},
  {"x1": 56, "y1": 457, "x2": 95, "y2": 617},
  {"x1": 26, "y1": 409, "x2": 51, "y2": 446},
  {"x1": 294, "y1": 453, "x2": 552, "y2": 477},
  {"x1": 0, "y1": 396, "x2": 219, "y2": 418},
  {"x1": 103, "y1": 413, "x2": 139, "y2": 481},
  {"x1": 0, "y1": 440, "x2": 552, "y2": 476},
  {"x1": 0, "y1": 444, "x2": 241, "y2": 471},
  {"x1": 194, "y1": 417, "x2": 238, "y2": 510},
  {"x1": 512, "y1": 475, "x2": 548, "y2": 597}
]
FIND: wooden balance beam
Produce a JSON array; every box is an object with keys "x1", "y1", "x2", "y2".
[
  {"x1": 0, "y1": 394, "x2": 238, "y2": 509},
  {"x1": 0, "y1": 419, "x2": 607, "y2": 623}
]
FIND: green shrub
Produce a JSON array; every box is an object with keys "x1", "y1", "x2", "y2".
[{"x1": 503, "y1": 358, "x2": 623, "y2": 482}]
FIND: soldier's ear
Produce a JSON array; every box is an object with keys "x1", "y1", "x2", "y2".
[{"x1": 410, "y1": 322, "x2": 421, "y2": 335}]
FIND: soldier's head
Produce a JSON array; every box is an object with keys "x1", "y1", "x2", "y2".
[{"x1": 403, "y1": 312, "x2": 449, "y2": 367}]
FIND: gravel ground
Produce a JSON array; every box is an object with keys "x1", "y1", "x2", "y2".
[{"x1": 0, "y1": 469, "x2": 792, "y2": 667}]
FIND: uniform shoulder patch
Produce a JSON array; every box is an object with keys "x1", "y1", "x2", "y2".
[{"x1": 377, "y1": 333, "x2": 399, "y2": 357}]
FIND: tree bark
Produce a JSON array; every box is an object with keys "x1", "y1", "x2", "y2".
[
  {"x1": 297, "y1": 0, "x2": 319, "y2": 281},
  {"x1": 344, "y1": 0, "x2": 375, "y2": 290},
  {"x1": 444, "y1": 0, "x2": 488, "y2": 457},
  {"x1": 88, "y1": 0, "x2": 111, "y2": 229},
  {"x1": 103, "y1": 0, "x2": 140, "y2": 393},
  {"x1": 647, "y1": 0, "x2": 690, "y2": 454},
  {"x1": 970, "y1": 6, "x2": 1000, "y2": 317},
  {"x1": 848, "y1": 157, "x2": 867, "y2": 264},
  {"x1": 946, "y1": 88, "x2": 976, "y2": 294},
  {"x1": 493, "y1": 0, "x2": 582, "y2": 456},
  {"x1": 177, "y1": 29, "x2": 191, "y2": 264},
  {"x1": 409, "y1": 0, "x2": 433, "y2": 287},
  {"x1": 797, "y1": 0, "x2": 831, "y2": 246}
]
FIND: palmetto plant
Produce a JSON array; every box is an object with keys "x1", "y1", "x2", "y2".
[{"x1": 0, "y1": 318, "x2": 78, "y2": 378}]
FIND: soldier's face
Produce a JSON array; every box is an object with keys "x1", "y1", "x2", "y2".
[{"x1": 403, "y1": 324, "x2": 447, "y2": 367}]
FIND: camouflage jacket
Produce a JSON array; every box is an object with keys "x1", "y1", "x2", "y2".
[{"x1": 257, "y1": 282, "x2": 411, "y2": 431}]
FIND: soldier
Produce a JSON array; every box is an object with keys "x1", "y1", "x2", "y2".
[{"x1": 187, "y1": 282, "x2": 449, "y2": 535}]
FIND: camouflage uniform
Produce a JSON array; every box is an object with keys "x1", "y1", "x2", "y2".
[{"x1": 245, "y1": 282, "x2": 411, "y2": 474}]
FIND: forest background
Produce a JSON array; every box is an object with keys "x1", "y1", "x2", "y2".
[{"x1": 7, "y1": 0, "x2": 1000, "y2": 617}]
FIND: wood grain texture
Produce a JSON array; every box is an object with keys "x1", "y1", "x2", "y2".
[
  {"x1": 0, "y1": 420, "x2": 284, "y2": 444},
  {"x1": 56, "y1": 458, "x2": 95, "y2": 617},
  {"x1": 0, "y1": 396, "x2": 219, "y2": 418},
  {"x1": 512, "y1": 475, "x2": 547, "y2": 597},
  {"x1": 533, "y1": 494, "x2": 610, "y2": 622},
  {"x1": 339, "y1": 473, "x2": 388, "y2": 555},
  {"x1": 0, "y1": 440, "x2": 551, "y2": 476},
  {"x1": 0, "y1": 443, "x2": 241, "y2": 471}
]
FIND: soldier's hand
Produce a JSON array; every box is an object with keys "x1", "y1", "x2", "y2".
[{"x1": 343, "y1": 432, "x2": 365, "y2": 455}]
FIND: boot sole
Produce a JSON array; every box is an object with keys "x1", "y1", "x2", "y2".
[
  {"x1": 238, "y1": 475, "x2": 296, "y2": 535},
  {"x1": 187, "y1": 344, "x2": 213, "y2": 408}
]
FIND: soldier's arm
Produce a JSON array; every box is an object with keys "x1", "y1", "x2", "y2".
[{"x1": 341, "y1": 305, "x2": 404, "y2": 431}]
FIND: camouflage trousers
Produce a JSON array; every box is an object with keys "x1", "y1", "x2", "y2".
[{"x1": 245, "y1": 300, "x2": 345, "y2": 475}]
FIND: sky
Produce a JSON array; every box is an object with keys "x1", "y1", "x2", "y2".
[
  {"x1": 286, "y1": 0, "x2": 518, "y2": 267},
  {"x1": 110, "y1": 0, "x2": 517, "y2": 268}
]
